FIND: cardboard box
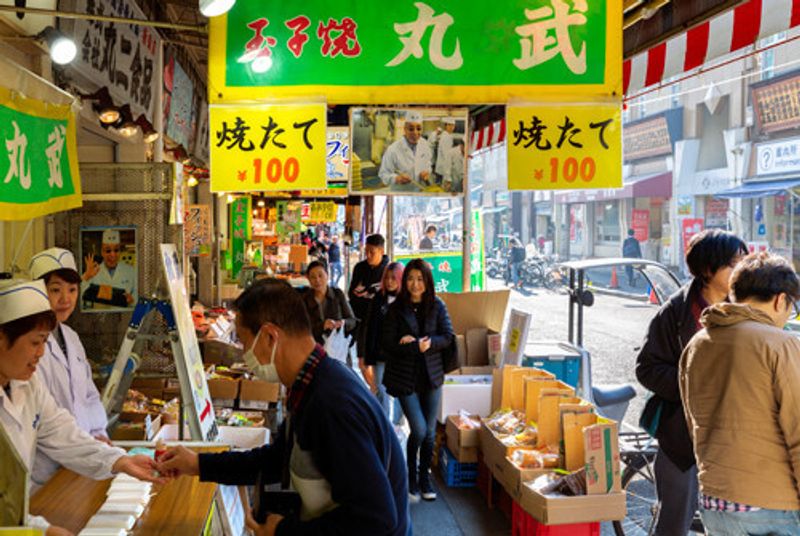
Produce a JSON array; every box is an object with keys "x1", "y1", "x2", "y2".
[
  {"x1": 445, "y1": 415, "x2": 480, "y2": 463},
  {"x1": 207, "y1": 375, "x2": 240, "y2": 406},
  {"x1": 440, "y1": 290, "x2": 510, "y2": 369},
  {"x1": 119, "y1": 410, "x2": 159, "y2": 423},
  {"x1": 111, "y1": 414, "x2": 161, "y2": 441},
  {"x1": 455, "y1": 334, "x2": 467, "y2": 368},
  {"x1": 479, "y1": 422, "x2": 533, "y2": 479},
  {"x1": 466, "y1": 327, "x2": 490, "y2": 366},
  {"x1": 487, "y1": 333, "x2": 503, "y2": 366},
  {"x1": 584, "y1": 422, "x2": 621, "y2": 495},
  {"x1": 519, "y1": 481, "x2": 626, "y2": 525},
  {"x1": 497, "y1": 456, "x2": 549, "y2": 501},
  {"x1": 239, "y1": 379, "x2": 281, "y2": 409},
  {"x1": 438, "y1": 367, "x2": 493, "y2": 423}
]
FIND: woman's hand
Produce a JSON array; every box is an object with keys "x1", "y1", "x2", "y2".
[
  {"x1": 419, "y1": 337, "x2": 431, "y2": 353},
  {"x1": 399, "y1": 335, "x2": 416, "y2": 345},
  {"x1": 323, "y1": 319, "x2": 337, "y2": 330}
]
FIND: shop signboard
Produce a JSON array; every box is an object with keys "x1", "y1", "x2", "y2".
[
  {"x1": 276, "y1": 200, "x2": 303, "y2": 242},
  {"x1": 230, "y1": 197, "x2": 251, "y2": 278},
  {"x1": 208, "y1": 0, "x2": 622, "y2": 104},
  {"x1": 631, "y1": 209, "x2": 649, "y2": 241},
  {"x1": 350, "y1": 107, "x2": 467, "y2": 195},
  {"x1": 327, "y1": 127, "x2": 350, "y2": 183},
  {"x1": 681, "y1": 218, "x2": 704, "y2": 255},
  {"x1": 705, "y1": 198, "x2": 729, "y2": 229},
  {"x1": 210, "y1": 104, "x2": 327, "y2": 192},
  {"x1": 396, "y1": 251, "x2": 463, "y2": 293},
  {"x1": 755, "y1": 138, "x2": 800, "y2": 176},
  {"x1": 184, "y1": 204, "x2": 212, "y2": 257},
  {"x1": 310, "y1": 201, "x2": 338, "y2": 223},
  {"x1": 470, "y1": 209, "x2": 485, "y2": 291},
  {"x1": 507, "y1": 102, "x2": 622, "y2": 190},
  {"x1": 0, "y1": 87, "x2": 82, "y2": 220},
  {"x1": 67, "y1": 0, "x2": 161, "y2": 120},
  {"x1": 752, "y1": 72, "x2": 800, "y2": 134}
]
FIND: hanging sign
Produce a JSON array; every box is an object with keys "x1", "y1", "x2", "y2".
[
  {"x1": 631, "y1": 209, "x2": 649, "y2": 242},
  {"x1": 230, "y1": 197, "x2": 251, "y2": 278},
  {"x1": 210, "y1": 104, "x2": 327, "y2": 192},
  {"x1": 327, "y1": 127, "x2": 350, "y2": 182},
  {"x1": 507, "y1": 102, "x2": 622, "y2": 190},
  {"x1": 310, "y1": 201, "x2": 337, "y2": 223},
  {"x1": 184, "y1": 204, "x2": 212, "y2": 257},
  {"x1": 396, "y1": 251, "x2": 463, "y2": 293},
  {"x1": 0, "y1": 87, "x2": 82, "y2": 220},
  {"x1": 208, "y1": 0, "x2": 622, "y2": 104}
]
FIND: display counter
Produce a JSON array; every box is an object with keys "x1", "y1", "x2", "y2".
[{"x1": 30, "y1": 447, "x2": 227, "y2": 535}]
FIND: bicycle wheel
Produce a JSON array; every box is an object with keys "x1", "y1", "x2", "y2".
[{"x1": 613, "y1": 453, "x2": 658, "y2": 536}]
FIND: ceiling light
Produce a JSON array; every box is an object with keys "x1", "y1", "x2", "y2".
[
  {"x1": 257, "y1": 200, "x2": 265, "y2": 207},
  {"x1": 39, "y1": 27, "x2": 76, "y2": 65},
  {"x1": 82, "y1": 87, "x2": 120, "y2": 124},
  {"x1": 114, "y1": 104, "x2": 138, "y2": 137},
  {"x1": 199, "y1": 0, "x2": 236, "y2": 18},
  {"x1": 187, "y1": 176, "x2": 199, "y2": 187},
  {"x1": 98, "y1": 106, "x2": 120, "y2": 124},
  {"x1": 134, "y1": 114, "x2": 159, "y2": 143}
]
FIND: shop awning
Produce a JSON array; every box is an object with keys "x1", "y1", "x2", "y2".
[
  {"x1": 554, "y1": 172, "x2": 672, "y2": 204},
  {"x1": 481, "y1": 206, "x2": 509, "y2": 214},
  {"x1": 714, "y1": 178, "x2": 800, "y2": 199}
]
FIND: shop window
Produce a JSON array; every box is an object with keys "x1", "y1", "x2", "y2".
[
  {"x1": 392, "y1": 196, "x2": 463, "y2": 253},
  {"x1": 595, "y1": 201, "x2": 620, "y2": 243}
]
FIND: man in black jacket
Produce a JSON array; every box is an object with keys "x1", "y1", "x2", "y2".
[
  {"x1": 349, "y1": 234, "x2": 389, "y2": 370},
  {"x1": 622, "y1": 229, "x2": 642, "y2": 286},
  {"x1": 158, "y1": 280, "x2": 410, "y2": 536}
]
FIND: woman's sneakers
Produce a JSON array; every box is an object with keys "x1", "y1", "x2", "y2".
[
  {"x1": 419, "y1": 470, "x2": 437, "y2": 501},
  {"x1": 408, "y1": 470, "x2": 421, "y2": 503}
]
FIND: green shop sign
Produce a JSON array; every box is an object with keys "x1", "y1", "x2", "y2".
[
  {"x1": 470, "y1": 210, "x2": 485, "y2": 291},
  {"x1": 396, "y1": 251, "x2": 463, "y2": 293},
  {"x1": 209, "y1": 0, "x2": 622, "y2": 104},
  {"x1": 0, "y1": 87, "x2": 82, "y2": 220},
  {"x1": 229, "y1": 196, "x2": 251, "y2": 279}
]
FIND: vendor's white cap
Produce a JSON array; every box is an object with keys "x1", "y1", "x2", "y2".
[
  {"x1": 0, "y1": 279, "x2": 51, "y2": 325},
  {"x1": 102, "y1": 229, "x2": 121, "y2": 245},
  {"x1": 405, "y1": 111, "x2": 423, "y2": 124},
  {"x1": 29, "y1": 248, "x2": 78, "y2": 280},
  {"x1": 442, "y1": 117, "x2": 456, "y2": 125}
]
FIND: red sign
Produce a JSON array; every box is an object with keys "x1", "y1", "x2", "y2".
[
  {"x1": 632, "y1": 209, "x2": 649, "y2": 242},
  {"x1": 681, "y1": 218, "x2": 704, "y2": 254}
]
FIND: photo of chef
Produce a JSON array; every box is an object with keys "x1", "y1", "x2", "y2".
[
  {"x1": 79, "y1": 226, "x2": 138, "y2": 313},
  {"x1": 350, "y1": 107, "x2": 468, "y2": 195}
]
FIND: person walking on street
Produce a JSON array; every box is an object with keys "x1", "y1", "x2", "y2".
[
  {"x1": 680, "y1": 252, "x2": 800, "y2": 533},
  {"x1": 636, "y1": 229, "x2": 747, "y2": 536},
  {"x1": 350, "y1": 234, "x2": 389, "y2": 377},
  {"x1": 302, "y1": 261, "x2": 357, "y2": 346},
  {"x1": 382, "y1": 259, "x2": 455, "y2": 503},
  {"x1": 623, "y1": 229, "x2": 642, "y2": 287},
  {"x1": 508, "y1": 238, "x2": 526, "y2": 289},
  {"x1": 328, "y1": 235, "x2": 343, "y2": 287}
]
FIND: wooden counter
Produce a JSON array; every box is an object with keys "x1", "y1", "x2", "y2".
[{"x1": 30, "y1": 448, "x2": 226, "y2": 535}]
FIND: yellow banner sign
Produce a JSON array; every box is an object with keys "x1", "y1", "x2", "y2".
[
  {"x1": 507, "y1": 103, "x2": 622, "y2": 190},
  {"x1": 309, "y1": 201, "x2": 337, "y2": 223},
  {"x1": 210, "y1": 104, "x2": 327, "y2": 192}
]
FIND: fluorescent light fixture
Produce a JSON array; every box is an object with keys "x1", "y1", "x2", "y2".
[{"x1": 199, "y1": 0, "x2": 236, "y2": 17}]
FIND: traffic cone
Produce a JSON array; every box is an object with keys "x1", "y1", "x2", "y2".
[
  {"x1": 609, "y1": 267, "x2": 619, "y2": 289},
  {"x1": 649, "y1": 286, "x2": 659, "y2": 305}
]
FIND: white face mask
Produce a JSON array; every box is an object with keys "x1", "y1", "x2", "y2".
[{"x1": 242, "y1": 329, "x2": 280, "y2": 383}]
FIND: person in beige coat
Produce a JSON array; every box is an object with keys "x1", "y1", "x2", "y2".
[{"x1": 680, "y1": 252, "x2": 800, "y2": 533}]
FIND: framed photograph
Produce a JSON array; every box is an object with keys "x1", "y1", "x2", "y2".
[
  {"x1": 350, "y1": 107, "x2": 468, "y2": 195},
  {"x1": 79, "y1": 226, "x2": 138, "y2": 313}
]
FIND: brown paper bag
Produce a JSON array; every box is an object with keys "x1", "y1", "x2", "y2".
[
  {"x1": 524, "y1": 378, "x2": 575, "y2": 422},
  {"x1": 509, "y1": 367, "x2": 555, "y2": 411},
  {"x1": 562, "y1": 408, "x2": 597, "y2": 471},
  {"x1": 537, "y1": 389, "x2": 580, "y2": 449}
]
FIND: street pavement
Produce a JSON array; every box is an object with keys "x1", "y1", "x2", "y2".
[{"x1": 487, "y1": 277, "x2": 660, "y2": 427}]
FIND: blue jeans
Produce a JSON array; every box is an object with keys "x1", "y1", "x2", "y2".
[
  {"x1": 399, "y1": 387, "x2": 442, "y2": 478},
  {"x1": 701, "y1": 508, "x2": 800, "y2": 535},
  {"x1": 329, "y1": 261, "x2": 343, "y2": 287},
  {"x1": 374, "y1": 362, "x2": 402, "y2": 424},
  {"x1": 510, "y1": 262, "x2": 522, "y2": 286}
]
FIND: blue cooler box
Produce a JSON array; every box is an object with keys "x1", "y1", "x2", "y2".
[{"x1": 521, "y1": 341, "x2": 581, "y2": 389}]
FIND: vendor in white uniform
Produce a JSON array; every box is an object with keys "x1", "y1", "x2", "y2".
[
  {"x1": 378, "y1": 111, "x2": 432, "y2": 192},
  {"x1": 29, "y1": 248, "x2": 110, "y2": 487},
  {"x1": 81, "y1": 229, "x2": 137, "y2": 307},
  {"x1": 0, "y1": 279, "x2": 161, "y2": 535}
]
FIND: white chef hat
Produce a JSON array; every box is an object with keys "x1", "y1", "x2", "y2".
[
  {"x1": 0, "y1": 279, "x2": 51, "y2": 325},
  {"x1": 442, "y1": 117, "x2": 456, "y2": 125},
  {"x1": 405, "y1": 111, "x2": 423, "y2": 124},
  {"x1": 102, "y1": 229, "x2": 121, "y2": 245},
  {"x1": 29, "y1": 247, "x2": 78, "y2": 280}
]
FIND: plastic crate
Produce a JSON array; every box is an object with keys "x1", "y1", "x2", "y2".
[
  {"x1": 521, "y1": 355, "x2": 581, "y2": 388},
  {"x1": 439, "y1": 446, "x2": 478, "y2": 488},
  {"x1": 512, "y1": 501, "x2": 600, "y2": 536}
]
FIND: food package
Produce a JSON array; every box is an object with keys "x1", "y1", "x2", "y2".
[
  {"x1": 532, "y1": 468, "x2": 588, "y2": 497},
  {"x1": 509, "y1": 448, "x2": 560, "y2": 469},
  {"x1": 524, "y1": 377, "x2": 575, "y2": 421},
  {"x1": 455, "y1": 410, "x2": 481, "y2": 431},
  {"x1": 537, "y1": 389, "x2": 580, "y2": 449},
  {"x1": 485, "y1": 408, "x2": 526, "y2": 435}
]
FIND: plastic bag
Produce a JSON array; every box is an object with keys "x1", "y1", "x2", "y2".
[{"x1": 324, "y1": 327, "x2": 350, "y2": 363}]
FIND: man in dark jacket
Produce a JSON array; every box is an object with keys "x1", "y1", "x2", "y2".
[
  {"x1": 635, "y1": 229, "x2": 747, "y2": 536},
  {"x1": 418, "y1": 225, "x2": 436, "y2": 250},
  {"x1": 158, "y1": 280, "x2": 409, "y2": 536},
  {"x1": 328, "y1": 235, "x2": 343, "y2": 287},
  {"x1": 622, "y1": 229, "x2": 642, "y2": 286},
  {"x1": 349, "y1": 234, "x2": 389, "y2": 368}
]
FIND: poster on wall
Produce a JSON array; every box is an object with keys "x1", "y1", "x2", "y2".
[
  {"x1": 184, "y1": 205, "x2": 212, "y2": 257},
  {"x1": 163, "y1": 54, "x2": 195, "y2": 149},
  {"x1": 350, "y1": 107, "x2": 468, "y2": 195},
  {"x1": 79, "y1": 226, "x2": 138, "y2": 313},
  {"x1": 327, "y1": 127, "x2": 350, "y2": 183},
  {"x1": 681, "y1": 218, "x2": 704, "y2": 255},
  {"x1": 631, "y1": 209, "x2": 649, "y2": 241},
  {"x1": 705, "y1": 198, "x2": 729, "y2": 229}
]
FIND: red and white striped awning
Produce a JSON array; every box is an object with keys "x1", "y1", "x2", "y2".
[
  {"x1": 470, "y1": 119, "x2": 506, "y2": 153},
  {"x1": 624, "y1": 0, "x2": 800, "y2": 96}
]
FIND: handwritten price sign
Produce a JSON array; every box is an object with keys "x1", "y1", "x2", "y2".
[
  {"x1": 507, "y1": 103, "x2": 622, "y2": 190},
  {"x1": 210, "y1": 103, "x2": 327, "y2": 192}
]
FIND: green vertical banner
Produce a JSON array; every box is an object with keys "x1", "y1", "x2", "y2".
[
  {"x1": 396, "y1": 252, "x2": 463, "y2": 293},
  {"x1": 229, "y1": 197, "x2": 251, "y2": 279},
  {"x1": 470, "y1": 210, "x2": 485, "y2": 291}
]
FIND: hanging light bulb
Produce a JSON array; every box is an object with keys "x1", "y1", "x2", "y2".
[
  {"x1": 257, "y1": 200, "x2": 265, "y2": 207},
  {"x1": 39, "y1": 27, "x2": 77, "y2": 65},
  {"x1": 187, "y1": 176, "x2": 199, "y2": 187},
  {"x1": 226, "y1": 194, "x2": 235, "y2": 203},
  {"x1": 199, "y1": 0, "x2": 236, "y2": 17}
]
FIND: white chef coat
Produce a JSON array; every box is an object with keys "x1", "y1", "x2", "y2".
[
  {"x1": 32, "y1": 324, "x2": 109, "y2": 486},
  {"x1": 0, "y1": 374, "x2": 125, "y2": 527},
  {"x1": 446, "y1": 145, "x2": 465, "y2": 191},
  {"x1": 82, "y1": 261, "x2": 137, "y2": 303},
  {"x1": 435, "y1": 130, "x2": 453, "y2": 176},
  {"x1": 378, "y1": 137, "x2": 432, "y2": 188}
]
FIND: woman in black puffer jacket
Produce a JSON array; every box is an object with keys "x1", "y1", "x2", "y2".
[{"x1": 382, "y1": 259, "x2": 454, "y2": 504}]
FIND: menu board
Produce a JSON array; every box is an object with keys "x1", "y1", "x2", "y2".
[{"x1": 753, "y1": 73, "x2": 800, "y2": 133}]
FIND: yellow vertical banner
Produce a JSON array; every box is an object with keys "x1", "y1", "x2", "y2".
[
  {"x1": 210, "y1": 103, "x2": 327, "y2": 192},
  {"x1": 507, "y1": 102, "x2": 622, "y2": 190}
]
